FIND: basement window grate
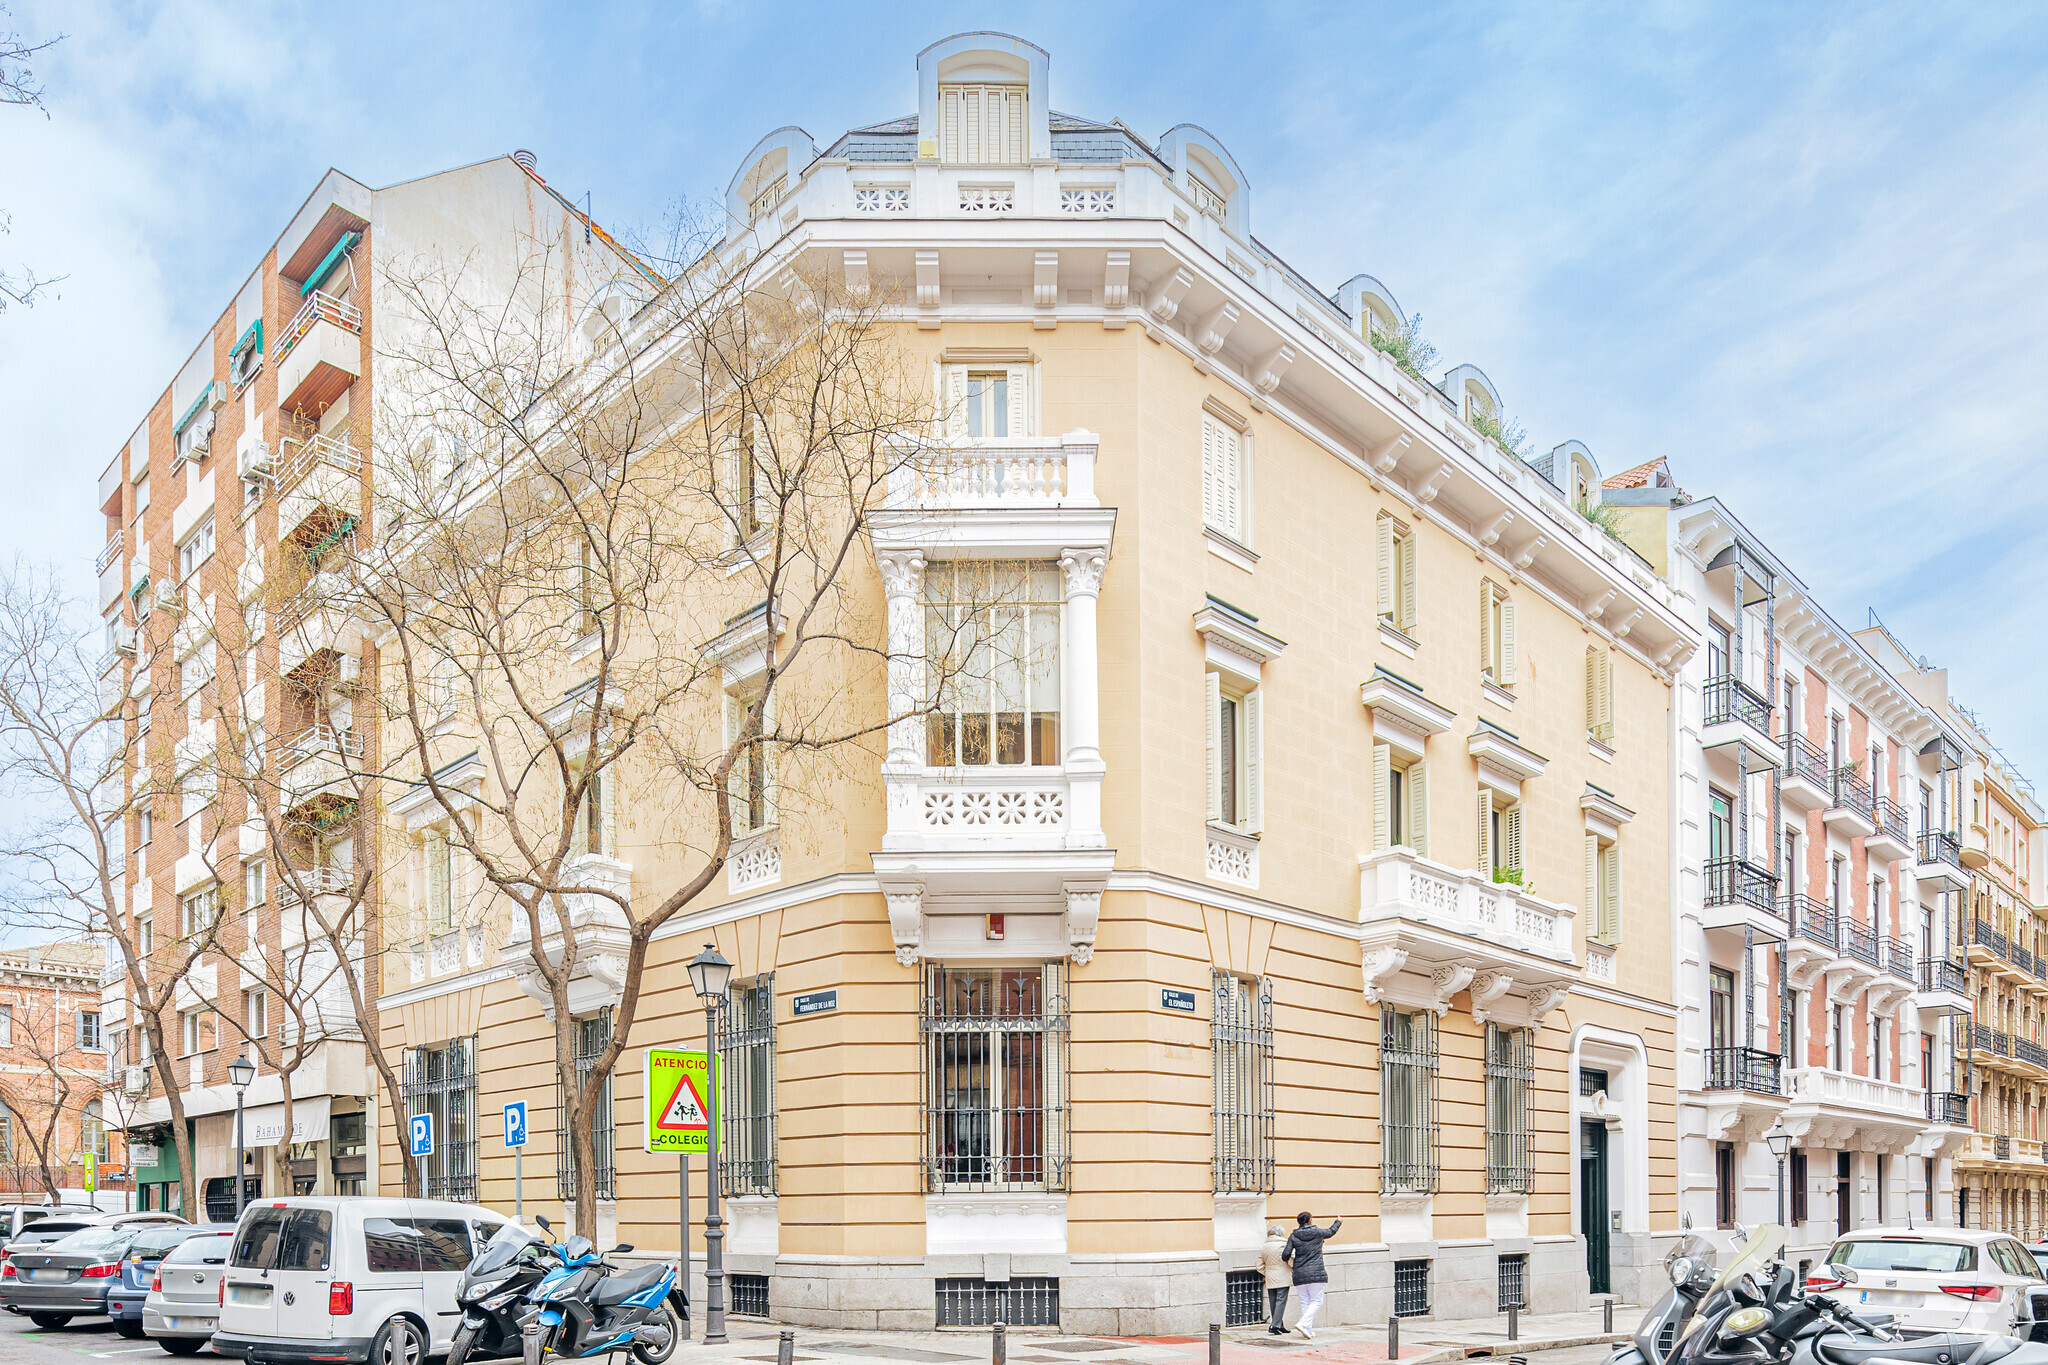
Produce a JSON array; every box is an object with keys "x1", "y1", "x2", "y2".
[
  {"x1": 1225, "y1": 1270, "x2": 1264, "y2": 1327},
  {"x1": 935, "y1": 1277, "x2": 1060, "y2": 1328},
  {"x1": 1394, "y1": 1258, "x2": 1431, "y2": 1317},
  {"x1": 1497, "y1": 1253, "x2": 1527, "y2": 1311},
  {"x1": 729, "y1": 1274, "x2": 769, "y2": 1318}
]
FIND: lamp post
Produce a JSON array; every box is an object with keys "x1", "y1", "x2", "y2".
[
  {"x1": 228, "y1": 1055, "x2": 256, "y2": 1218},
  {"x1": 687, "y1": 944, "x2": 733, "y2": 1345},
  {"x1": 1765, "y1": 1120, "x2": 1793, "y2": 1227}
]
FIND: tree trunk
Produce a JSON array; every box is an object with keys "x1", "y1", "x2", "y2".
[{"x1": 153, "y1": 1031, "x2": 200, "y2": 1220}]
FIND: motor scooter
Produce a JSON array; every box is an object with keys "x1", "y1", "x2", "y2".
[
  {"x1": 450, "y1": 1221, "x2": 561, "y2": 1365},
  {"x1": 521, "y1": 1216, "x2": 685, "y2": 1365}
]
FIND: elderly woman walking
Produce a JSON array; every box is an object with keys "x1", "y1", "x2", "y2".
[
  {"x1": 1259, "y1": 1224, "x2": 1292, "y2": 1334},
  {"x1": 1281, "y1": 1210, "x2": 1342, "y2": 1339}
]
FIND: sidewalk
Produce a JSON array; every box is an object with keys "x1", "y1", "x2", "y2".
[{"x1": 678, "y1": 1306, "x2": 1633, "y2": 1365}]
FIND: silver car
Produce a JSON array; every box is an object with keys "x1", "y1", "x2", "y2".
[{"x1": 143, "y1": 1231, "x2": 233, "y2": 1356}]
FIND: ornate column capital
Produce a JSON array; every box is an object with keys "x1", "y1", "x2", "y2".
[
  {"x1": 1058, "y1": 547, "x2": 1108, "y2": 598},
  {"x1": 876, "y1": 550, "x2": 927, "y2": 599}
]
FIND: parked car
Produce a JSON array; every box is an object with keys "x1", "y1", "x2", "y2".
[
  {"x1": 0, "y1": 1205, "x2": 100, "y2": 1253},
  {"x1": 213, "y1": 1198, "x2": 514, "y2": 1365},
  {"x1": 108, "y1": 1224, "x2": 236, "y2": 1338},
  {"x1": 3, "y1": 1210, "x2": 186, "y2": 1261},
  {"x1": 142, "y1": 1231, "x2": 235, "y2": 1356},
  {"x1": 1811, "y1": 1227, "x2": 2048, "y2": 1337},
  {"x1": 0, "y1": 1224, "x2": 152, "y2": 1328}
]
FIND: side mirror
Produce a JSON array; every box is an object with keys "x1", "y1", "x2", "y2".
[
  {"x1": 1835, "y1": 1265, "x2": 1860, "y2": 1285},
  {"x1": 535, "y1": 1215, "x2": 551, "y2": 1232},
  {"x1": 613, "y1": 1243, "x2": 634, "y2": 1254}
]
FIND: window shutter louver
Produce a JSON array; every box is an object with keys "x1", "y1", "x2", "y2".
[
  {"x1": 1409, "y1": 761, "x2": 1429, "y2": 858},
  {"x1": 964, "y1": 89, "x2": 983, "y2": 161},
  {"x1": 1503, "y1": 803, "x2": 1523, "y2": 875},
  {"x1": 1584, "y1": 834, "x2": 1601, "y2": 938},
  {"x1": 1601, "y1": 844, "x2": 1622, "y2": 943},
  {"x1": 1243, "y1": 688, "x2": 1264, "y2": 834},
  {"x1": 724, "y1": 693, "x2": 745, "y2": 830},
  {"x1": 1009, "y1": 90, "x2": 1026, "y2": 162},
  {"x1": 1006, "y1": 365, "x2": 1030, "y2": 437},
  {"x1": 1201, "y1": 418, "x2": 1222, "y2": 529},
  {"x1": 1376, "y1": 516, "x2": 1395, "y2": 621},
  {"x1": 1500, "y1": 599, "x2": 1518, "y2": 685},
  {"x1": 1221, "y1": 426, "x2": 1242, "y2": 538},
  {"x1": 1477, "y1": 790, "x2": 1494, "y2": 873},
  {"x1": 941, "y1": 88, "x2": 961, "y2": 162},
  {"x1": 1599, "y1": 649, "x2": 1613, "y2": 741},
  {"x1": 426, "y1": 831, "x2": 449, "y2": 933},
  {"x1": 1586, "y1": 648, "x2": 1599, "y2": 735},
  {"x1": 1371, "y1": 742, "x2": 1392, "y2": 851},
  {"x1": 1398, "y1": 531, "x2": 1418, "y2": 632},
  {"x1": 1479, "y1": 579, "x2": 1495, "y2": 677},
  {"x1": 943, "y1": 366, "x2": 969, "y2": 438},
  {"x1": 760, "y1": 688, "x2": 779, "y2": 829},
  {"x1": 1204, "y1": 671, "x2": 1223, "y2": 824}
]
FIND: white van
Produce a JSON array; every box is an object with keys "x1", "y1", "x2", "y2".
[{"x1": 212, "y1": 1198, "x2": 512, "y2": 1365}]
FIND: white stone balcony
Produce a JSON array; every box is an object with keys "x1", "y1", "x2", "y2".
[
  {"x1": 500, "y1": 853, "x2": 634, "y2": 1018},
  {"x1": 278, "y1": 865, "x2": 351, "y2": 907},
  {"x1": 1782, "y1": 1065, "x2": 1931, "y2": 1154},
  {"x1": 1355, "y1": 846, "x2": 1579, "y2": 1028},
  {"x1": 884, "y1": 766, "x2": 1072, "y2": 853},
  {"x1": 280, "y1": 724, "x2": 363, "y2": 808},
  {"x1": 885, "y1": 435, "x2": 1096, "y2": 512},
  {"x1": 1914, "y1": 829, "x2": 1970, "y2": 895},
  {"x1": 1700, "y1": 674, "x2": 1778, "y2": 766}
]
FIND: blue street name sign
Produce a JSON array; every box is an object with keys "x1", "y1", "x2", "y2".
[
  {"x1": 1161, "y1": 988, "x2": 1197, "y2": 1013},
  {"x1": 792, "y1": 990, "x2": 839, "y2": 1018}
]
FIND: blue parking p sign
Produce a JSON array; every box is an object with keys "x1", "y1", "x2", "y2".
[
  {"x1": 410, "y1": 1113, "x2": 434, "y2": 1157},
  {"x1": 504, "y1": 1101, "x2": 528, "y2": 1149}
]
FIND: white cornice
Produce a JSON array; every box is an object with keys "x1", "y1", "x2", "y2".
[
  {"x1": 1360, "y1": 671, "x2": 1456, "y2": 735},
  {"x1": 1468, "y1": 726, "x2": 1549, "y2": 782}
]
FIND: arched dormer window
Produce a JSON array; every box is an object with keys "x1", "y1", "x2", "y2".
[
  {"x1": 723, "y1": 128, "x2": 819, "y2": 234},
  {"x1": 1439, "y1": 364, "x2": 1503, "y2": 427},
  {"x1": 1541, "y1": 441, "x2": 1601, "y2": 506},
  {"x1": 1155, "y1": 125, "x2": 1251, "y2": 241},
  {"x1": 918, "y1": 34, "x2": 1050, "y2": 164},
  {"x1": 1334, "y1": 274, "x2": 1405, "y2": 344}
]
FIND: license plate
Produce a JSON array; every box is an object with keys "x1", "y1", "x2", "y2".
[{"x1": 31, "y1": 1269, "x2": 67, "y2": 1282}]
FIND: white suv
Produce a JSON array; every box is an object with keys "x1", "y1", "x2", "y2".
[
  {"x1": 211, "y1": 1198, "x2": 511, "y2": 1365},
  {"x1": 1811, "y1": 1227, "x2": 2048, "y2": 1338}
]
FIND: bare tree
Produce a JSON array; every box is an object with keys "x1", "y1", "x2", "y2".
[
  {"x1": 0, "y1": 989, "x2": 85, "y2": 1199},
  {"x1": 339, "y1": 239, "x2": 965, "y2": 1236},
  {"x1": 0, "y1": 561, "x2": 223, "y2": 1218},
  {"x1": 0, "y1": 4, "x2": 63, "y2": 311}
]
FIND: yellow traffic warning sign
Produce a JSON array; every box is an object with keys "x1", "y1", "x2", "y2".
[{"x1": 643, "y1": 1047, "x2": 718, "y2": 1154}]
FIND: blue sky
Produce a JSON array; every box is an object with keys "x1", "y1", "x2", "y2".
[{"x1": 2, "y1": 0, "x2": 2044, "y2": 790}]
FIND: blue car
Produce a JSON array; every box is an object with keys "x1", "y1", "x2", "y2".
[{"x1": 107, "y1": 1225, "x2": 236, "y2": 1338}]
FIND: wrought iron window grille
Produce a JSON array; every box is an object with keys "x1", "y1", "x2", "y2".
[
  {"x1": 920, "y1": 963, "x2": 1070, "y2": 1193},
  {"x1": 721, "y1": 975, "x2": 778, "y2": 1197},
  {"x1": 1381, "y1": 1008, "x2": 1440, "y2": 1194},
  {"x1": 402, "y1": 1035, "x2": 477, "y2": 1202},
  {"x1": 1213, "y1": 971, "x2": 1275, "y2": 1194},
  {"x1": 556, "y1": 1008, "x2": 615, "y2": 1201},
  {"x1": 1485, "y1": 1024, "x2": 1532, "y2": 1194}
]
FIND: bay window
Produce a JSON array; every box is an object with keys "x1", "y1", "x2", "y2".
[{"x1": 924, "y1": 561, "x2": 1061, "y2": 768}]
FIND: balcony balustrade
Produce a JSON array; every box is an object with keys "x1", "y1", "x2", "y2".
[
  {"x1": 2019, "y1": 1039, "x2": 2048, "y2": 1071},
  {"x1": 885, "y1": 435, "x2": 1097, "y2": 510},
  {"x1": 1916, "y1": 828, "x2": 1970, "y2": 894},
  {"x1": 1701, "y1": 675, "x2": 1777, "y2": 763},
  {"x1": 1787, "y1": 894, "x2": 1835, "y2": 947},
  {"x1": 95, "y1": 531, "x2": 126, "y2": 575},
  {"x1": 1883, "y1": 936, "x2": 1915, "y2": 982},
  {"x1": 1917, "y1": 956, "x2": 1971, "y2": 1016},
  {"x1": 1784, "y1": 1066, "x2": 1931, "y2": 1131},
  {"x1": 1825, "y1": 768, "x2": 1878, "y2": 839},
  {"x1": 1704, "y1": 1046, "x2": 1783, "y2": 1095},
  {"x1": 1868, "y1": 796, "x2": 1913, "y2": 862},
  {"x1": 1358, "y1": 845, "x2": 1578, "y2": 971},
  {"x1": 1781, "y1": 734, "x2": 1833, "y2": 813},
  {"x1": 274, "y1": 289, "x2": 362, "y2": 363},
  {"x1": 1926, "y1": 1090, "x2": 1971, "y2": 1126},
  {"x1": 1840, "y1": 916, "x2": 1880, "y2": 968},
  {"x1": 278, "y1": 865, "x2": 352, "y2": 905},
  {"x1": 276, "y1": 290, "x2": 364, "y2": 415},
  {"x1": 1701, "y1": 857, "x2": 1785, "y2": 940},
  {"x1": 1997, "y1": 1136, "x2": 2014, "y2": 1161},
  {"x1": 284, "y1": 722, "x2": 365, "y2": 767}
]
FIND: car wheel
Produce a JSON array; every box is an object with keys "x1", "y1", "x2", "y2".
[
  {"x1": 115, "y1": 1320, "x2": 147, "y2": 1339},
  {"x1": 159, "y1": 1339, "x2": 205, "y2": 1356},
  {"x1": 373, "y1": 1316, "x2": 426, "y2": 1365},
  {"x1": 28, "y1": 1313, "x2": 73, "y2": 1329}
]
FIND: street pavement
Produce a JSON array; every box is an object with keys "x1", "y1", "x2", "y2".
[{"x1": 0, "y1": 1307, "x2": 1629, "y2": 1365}]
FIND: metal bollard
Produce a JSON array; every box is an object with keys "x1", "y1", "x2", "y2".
[
  {"x1": 779, "y1": 1331, "x2": 795, "y2": 1365},
  {"x1": 1507, "y1": 1305, "x2": 1519, "y2": 1342},
  {"x1": 1388, "y1": 1316, "x2": 1400, "y2": 1359},
  {"x1": 993, "y1": 1320, "x2": 1007, "y2": 1365},
  {"x1": 1605, "y1": 1298, "x2": 1614, "y2": 1334},
  {"x1": 1210, "y1": 1323, "x2": 1222, "y2": 1365}
]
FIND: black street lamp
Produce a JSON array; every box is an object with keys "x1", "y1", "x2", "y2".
[
  {"x1": 1764, "y1": 1121, "x2": 1793, "y2": 1226},
  {"x1": 686, "y1": 945, "x2": 733, "y2": 1345},
  {"x1": 228, "y1": 1055, "x2": 256, "y2": 1218}
]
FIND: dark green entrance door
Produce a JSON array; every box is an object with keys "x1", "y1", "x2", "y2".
[{"x1": 1582, "y1": 1120, "x2": 1611, "y2": 1295}]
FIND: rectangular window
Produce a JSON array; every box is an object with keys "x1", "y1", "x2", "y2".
[
  {"x1": 729, "y1": 1274, "x2": 770, "y2": 1319},
  {"x1": 1201, "y1": 414, "x2": 1244, "y2": 541},
  {"x1": 403, "y1": 1036, "x2": 476, "y2": 1202},
  {"x1": 1376, "y1": 515, "x2": 1417, "y2": 634},
  {"x1": 941, "y1": 364, "x2": 1030, "y2": 439},
  {"x1": 1484, "y1": 1024, "x2": 1532, "y2": 1194},
  {"x1": 570, "y1": 764, "x2": 608, "y2": 858},
  {"x1": 1709, "y1": 968, "x2": 1734, "y2": 1051},
  {"x1": 934, "y1": 1278, "x2": 1060, "y2": 1329},
  {"x1": 1393, "y1": 1259, "x2": 1431, "y2": 1317},
  {"x1": 1212, "y1": 972, "x2": 1274, "y2": 1194},
  {"x1": 77, "y1": 1010, "x2": 103, "y2": 1051},
  {"x1": 0, "y1": 1003, "x2": 10, "y2": 1046},
  {"x1": 178, "y1": 515, "x2": 216, "y2": 581},
  {"x1": 556, "y1": 1010, "x2": 615, "y2": 1201},
  {"x1": 1707, "y1": 620, "x2": 1731, "y2": 679},
  {"x1": 1586, "y1": 835, "x2": 1622, "y2": 944},
  {"x1": 1485, "y1": 799, "x2": 1524, "y2": 884},
  {"x1": 1790, "y1": 1149, "x2": 1809, "y2": 1223},
  {"x1": 720, "y1": 976, "x2": 777, "y2": 1197},
  {"x1": 1380, "y1": 1007, "x2": 1439, "y2": 1193},
  {"x1": 920, "y1": 962, "x2": 1070, "y2": 1192},
  {"x1": 1585, "y1": 646, "x2": 1614, "y2": 744},
  {"x1": 725, "y1": 687, "x2": 775, "y2": 835},
  {"x1": 1479, "y1": 579, "x2": 1517, "y2": 685},
  {"x1": 180, "y1": 885, "x2": 221, "y2": 939},
  {"x1": 245, "y1": 988, "x2": 267, "y2": 1039},
  {"x1": 1371, "y1": 745, "x2": 1428, "y2": 855},
  {"x1": 1578, "y1": 1066, "x2": 1608, "y2": 1097},
  {"x1": 1708, "y1": 790, "x2": 1733, "y2": 863},
  {"x1": 1205, "y1": 672, "x2": 1263, "y2": 834},
  {"x1": 181, "y1": 1007, "x2": 217, "y2": 1056},
  {"x1": 1716, "y1": 1142, "x2": 1736, "y2": 1228},
  {"x1": 924, "y1": 561, "x2": 1062, "y2": 768},
  {"x1": 1496, "y1": 1253, "x2": 1527, "y2": 1311},
  {"x1": 1831, "y1": 854, "x2": 1845, "y2": 912},
  {"x1": 421, "y1": 829, "x2": 457, "y2": 934},
  {"x1": 243, "y1": 859, "x2": 266, "y2": 910},
  {"x1": 938, "y1": 82, "x2": 1028, "y2": 164}
]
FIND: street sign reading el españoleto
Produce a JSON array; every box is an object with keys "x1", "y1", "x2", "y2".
[{"x1": 643, "y1": 1047, "x2": 719, "y2": 1154}]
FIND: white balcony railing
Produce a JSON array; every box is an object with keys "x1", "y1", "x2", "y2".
[
  {"x1": 277, "y1": 431, "x2": 363, "y2": 491},
  {"x1": 1358, "y1": 845, "x2": 1578, "y2": 966},
  {"x1": 883, "y1": 767, "x2": 1072, "y2": 852},
  {"x1": 95, "y1": 531, "x2": 126, "y2": 575},
  {"x1": 273, "y1": 290, "x2": 363, "y2": 364},
  {"x1": 284, "y1": 723, "x2": 365, "y2": 767},
  {"x1": 1784, "y1": 1066, "x2": 1926, "y2": 1121},
  {"x1": 887, "y1": 435, "x2": 1097, "y2": 509},
  {"x1": 279, "y1": 865, "x2": 352, "y2": 905}
]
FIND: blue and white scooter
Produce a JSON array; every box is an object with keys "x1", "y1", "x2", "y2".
[{"x1": 521, "y1": 1215, "x2": 686, "y2": 1365}]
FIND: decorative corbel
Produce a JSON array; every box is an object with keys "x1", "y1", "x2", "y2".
[
  {"x1": 1103, "y1": 250, "x2": 1130, "y2": 310},
  {"x1": 1584, "y1": 588, "x2": 1617, "y2": 622},
  {"x1": 1196, "y1": 301, "x2": 1241, "y2": 355},
  {"x1": 842, "y1": 250, "x2": 869, "y2": 295},
  {"x1": 1525, "y1": 981, "x2": 1573, "y2": 1030},
  {"x1": 886, "y1": 884, "x2": 924, "y2": 967},
  {"x1": 1361, "y1": 946, "x2": 1409, "y2": 1003},
  {"x1": 1370, "y1": 432, "x2": 1412, "y2": 474},
  {"x1": 1147, "y1": 266, "x2": 1194, "y2": 323},
  {"x1": 1612, "y1": 607, "x2": 1644, "y2": 639},
  {"x1": 1429, "y1": 964, "x2": 1476, "y2": 1017},
  {"x1": 1469, "y1": 969, "x2": 1515, "y2": 1025},
  {"x1": 1478, "y1": 511, "x2": 1515, "y2": 549},
  {"x1": 1033, "y1": 251, "x2": 1060, "y2": 309},
  {"x1": 1253, "y1": 343, "x2": 1296, "y2": 395},
  {"x1": 1511, "y1": 535, "x2": 1549, "y2": 573},
  {"x1": 1065, "y1": 886, "x2": 1102, "y2": 966},
  {"x1": 1415, "y1": 464, "x2": 1454, "y2": 505},
  {"x1": 915, "y1": 250, "x2": 941, "y2": 315}
]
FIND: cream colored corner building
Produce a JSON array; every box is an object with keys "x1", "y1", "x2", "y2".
[
  {"x1": 386, "y1": 35, "x2": 1694, "y2": 1330},
  {"x1": 102, "y1": 32, "x2": 1698, "y2": 1331}
]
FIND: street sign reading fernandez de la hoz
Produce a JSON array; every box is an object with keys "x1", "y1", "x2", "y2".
[{"x1": 643, "y1": 1047, "x2": 719, "y2": 1155}]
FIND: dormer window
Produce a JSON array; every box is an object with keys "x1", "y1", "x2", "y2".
[
  {"x1": 939, "y1": 82, "x2": 1027, "y2": 163},
  {"x1": 749, "y1": 174, "x2": 787, "y2": 221},
  {"x1": 1188, "y1": 168, "x2": 1227, "y2": 222},
  {"x1": 1465, "y1": 390, "x2": 1494, "y2": 425}
]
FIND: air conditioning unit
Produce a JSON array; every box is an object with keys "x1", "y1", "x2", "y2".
[
  {"x1": 153, "y1": 580, "x2": 185, "y2": 614},
  {"x1": 122, "y1": 1065, "x2": 149, "y2": 1097},
  {"x1": 112, "y1": 622, "x2": 137, "y2": 656},
  {"x1": 238, "y1": 435, "x2": 273, "y2": 482},
  {"x1": 336, "y1": 652, "x2": 361, "y2": 685}
]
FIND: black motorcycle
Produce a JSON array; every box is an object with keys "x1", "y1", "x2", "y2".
[
  {"x1": 450, "y1": 1222, "x2": 560, "y2": 1365},
  {"x1": 521, "y1": 1217, "x2": 685, "y2": 1365}
]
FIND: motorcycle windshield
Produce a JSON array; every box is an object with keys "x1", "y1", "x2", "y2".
[
  {"x1": 470, "y1": 1224, "x2": 546, "y2": 1278},
  {"x1": 1708, "y1": 1224, "x2": 1786, "y2": 1296}
]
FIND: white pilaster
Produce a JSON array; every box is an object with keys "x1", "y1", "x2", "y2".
[
  {"x1": 877, "y1": 550, "x2": 926, "y2": 768},
  {"x1": 1059, "y1": 547, "x2": 1107, "y2": 849}
]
